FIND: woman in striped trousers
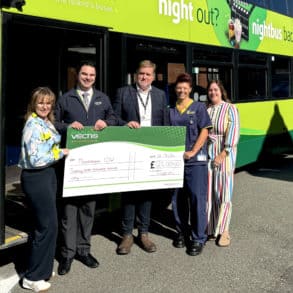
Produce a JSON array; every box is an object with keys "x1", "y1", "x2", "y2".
[{"x1": 206, "y1": 80, "x2": 240, "y2": 247}]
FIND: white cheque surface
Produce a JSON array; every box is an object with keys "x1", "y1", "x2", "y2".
[{"x1": 63, "y1": 141, "x2": 184, "y2": 197}]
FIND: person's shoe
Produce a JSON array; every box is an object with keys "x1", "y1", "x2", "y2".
[
  {"x1": 218, "y1": 231, "x2": 231, "y2": 247},
  {"x1": 186, "y1": 241, "x2": 204, "y2": 256},
  {"x1": 57, "y1": 258, "x2": 73, "y2": 275},
  {"x1": 173, "y1": 233, "x2": 186, "y2": 248},
  {"x1": 75, "y1": 253, "x2": 99, "y2": 268},
  {"x1": 22, "y1": 278, "x2": 51, "y2": 292},
  {"x1": 138, "y1": 233, "x2": 156, "y2": 253},
  {"x1": 207, "y1": 235, "x2": 217, "y2": 241},
  {"x1": 116, "y1": 235, "x2": 134, "y2": 255}
]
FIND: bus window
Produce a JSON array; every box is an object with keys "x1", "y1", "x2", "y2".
[
  {"x1": 238, "y1": 67, "x2": 266, "y2": 99},
  {"x1": 272, "y1": 56, "x2": 290, "y2": 98},
  {"x1": 192, "y1": 66, "x2": 232, "y2": 101},
  {"x1": 192, "y1": 46, "x2": 233, "y2": 101},
  {"x1": 238, "y1": 52, "x2": 267, "y2": 100}
]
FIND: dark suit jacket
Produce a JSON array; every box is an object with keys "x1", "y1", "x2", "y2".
[
  {"x1": 112, "y1": 84, "x2": 169, "y2": 126},
  {"x1": 55, "y1": 88, "x2": 117, "y2": 135}
]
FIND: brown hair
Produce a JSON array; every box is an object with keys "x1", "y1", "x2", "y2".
[
  {"x1": 174, "y1": 73, "x2": 193, "y2": 87},
  {"x1": 25, "y1": 87, "x2": 56, "y2": 122},
  {"x1": 207, "y1": 80, "x2": 231, "y2": 104},
  {"x1": 137, "y1": 60, "x2": 156, "y2": 74}
]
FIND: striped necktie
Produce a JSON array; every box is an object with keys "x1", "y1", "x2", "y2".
[{"x1": 82, "y1": 92, "x2": 90, "y2": 110}]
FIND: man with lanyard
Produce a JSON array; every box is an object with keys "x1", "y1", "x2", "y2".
[
  {"x1": 55, "y1": 60, "x2": 117, "y2": 275},
  {"x1": 113, "y1": 60, "x2": 169, "y2": 255}
]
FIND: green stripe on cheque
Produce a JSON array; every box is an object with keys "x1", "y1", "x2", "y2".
[{"x1": 66, "y1": 126, "x2": 186, "y2": 149}]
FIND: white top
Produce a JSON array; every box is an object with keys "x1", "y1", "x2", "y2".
[{"x1": 136, "y1": 85, "x2": 152, "y2": 127}]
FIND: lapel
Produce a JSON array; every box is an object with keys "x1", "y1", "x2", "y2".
[
  {"x1": 90, "y1": 88, "x2": 104, "y2": 110},
  {"x1": 150, "y1": 87, "x2": 157, "y2": 122},
  {"x1": 90, "y1": 89, "x2": 96, "y2": 107},
  {"x1": 130, "y1": 85, "x2": 140, "y2": 120},
  {"x1": 88, "y1": 88, "x2": 97, "y2": 109},
  {"x1": 72, "y1": 88, "x2": 84, "y2": 108}
]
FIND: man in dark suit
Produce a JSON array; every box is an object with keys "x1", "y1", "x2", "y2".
[
  {"x1": 113, "y1": 60, "x2": 169, "y2": 255},
  {"x1": 55, "y1": 61, "x2": 117, "y2": 275}
]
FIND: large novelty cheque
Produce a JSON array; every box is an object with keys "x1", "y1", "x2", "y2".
[{"x1": 63, "y1": 126, "x2": 186, "y2": 197}]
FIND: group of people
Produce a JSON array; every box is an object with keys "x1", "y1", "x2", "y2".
[{"x1": 18, "y1": 60, "x2": 240, "y2": 292}]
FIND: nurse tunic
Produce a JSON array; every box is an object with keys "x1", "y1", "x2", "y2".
[
  {"x1": 207, "y1": 101, "x2": 240, "y2": 237},
  {"x1": 170, "y1": 101, "x2": 212, "y2": 243}
]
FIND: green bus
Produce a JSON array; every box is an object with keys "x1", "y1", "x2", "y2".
[{"x1": 0, "y1": 0, "x2": 292, "y2": 247}]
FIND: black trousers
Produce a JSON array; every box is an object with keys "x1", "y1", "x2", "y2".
[
  {"x1": 21, "y1": 166, "x2": 58, "y2": 281},
  {"x1": 60, "y1": 197, "x2": 96, "y2": 259}
]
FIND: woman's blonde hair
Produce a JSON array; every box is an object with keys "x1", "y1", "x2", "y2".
[{"x1": 25, "y1": 87, "x2": 56, "y2": 122}]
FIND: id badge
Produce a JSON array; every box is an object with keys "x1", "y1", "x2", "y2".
[{"x1": 197, "y1": 149, "x2": 207, "y2": 161}]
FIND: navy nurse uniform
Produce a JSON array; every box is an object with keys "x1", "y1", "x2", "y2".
[{"x1": 170, "y1": 101, "x2": 212, "y2": 244}]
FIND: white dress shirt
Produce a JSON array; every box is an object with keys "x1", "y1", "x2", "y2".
[
  {"x1": 77, "y1": 87, "x2": 93, "y2": 109},
  {"x1": 136, "y1": 86, "x2": 152, "y2": 127}
]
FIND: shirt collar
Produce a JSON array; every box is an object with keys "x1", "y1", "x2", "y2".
[
  {"x1": 136, "y1": 84, "x2": 152, "y2": 94},
  {"x1": 77, "y1": 87, "x2": 93, "y2": 97}
]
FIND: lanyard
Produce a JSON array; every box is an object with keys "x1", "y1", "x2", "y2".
[{"x1": 137, "y1": 91, "x2": 151, "y2": 113}]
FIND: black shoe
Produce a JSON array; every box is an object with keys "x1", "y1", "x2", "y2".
[
  {"x1": 173, "y1": 234, "x2": 186, "y2": 248},
  {"x1": 186, "y1": 241, "x2": 204, "y2": 256},
  {"x1": 75, "y1": 253, "x2": 99, "y2": 268},
  {"x1": 58, "y1": 258, "x2": 73, "y2": 275}
]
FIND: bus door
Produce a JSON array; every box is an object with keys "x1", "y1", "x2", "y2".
[{"x1": 0, "y1": 13, "x2": 108, "y2": 247}]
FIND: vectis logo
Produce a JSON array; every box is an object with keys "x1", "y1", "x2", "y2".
[{"x1": 71, "y1": 133, "x2": 99, "y2": 140}]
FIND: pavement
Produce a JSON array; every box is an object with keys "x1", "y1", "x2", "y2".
[{"x1": 0, "y1": 154, "x2": 293, "y2": 293}]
